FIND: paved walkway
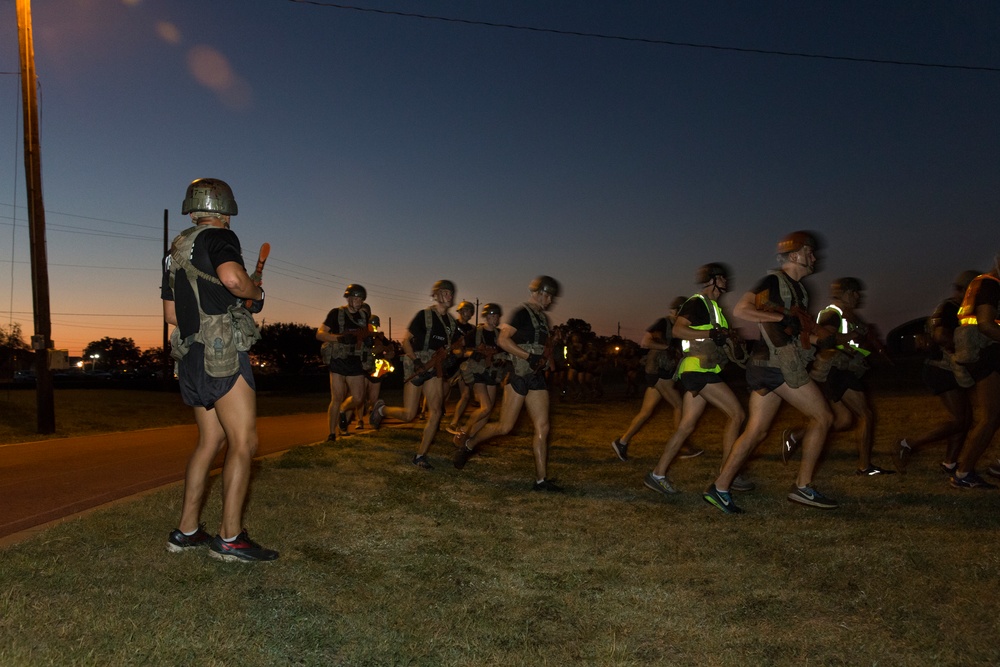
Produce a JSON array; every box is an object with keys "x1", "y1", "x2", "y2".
[{"x1": 0, "y1": 412, "x2": 331, "y2": 545}]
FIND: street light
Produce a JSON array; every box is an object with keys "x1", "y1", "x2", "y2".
[{"x1": 89, "y1": 353, "x2": 100, "y2": 372}]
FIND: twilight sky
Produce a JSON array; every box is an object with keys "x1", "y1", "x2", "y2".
[{"x1": 1, "y1": 0, "x2": 998, "y2": 355}]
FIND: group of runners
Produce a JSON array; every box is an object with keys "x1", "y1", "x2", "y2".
[{"x1": 162, "y1": 178, "x2": 1000, "y2": 561}]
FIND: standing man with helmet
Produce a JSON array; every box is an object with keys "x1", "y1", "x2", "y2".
[
  {"x1": 317, "y1": 284, "x2": 369, "y2": 441},
  {"x1": 162, "y1": 178, "x2": 277, "y2": 562},
  {"x1": 453, "y1": 277, "x2": 562, "y2": 491},
  {"x1": 705, "y1": 231, "x2": 836, "y2": 514},
  {"x1": 370, "y1": 280, "x2": 463, "y2": 469},
  {"x1": 783, "y1": 277, "x2": 895, "y2": 475},
  {"x1": 643, "y1": 264, "x2": 748, "y2": 497}
]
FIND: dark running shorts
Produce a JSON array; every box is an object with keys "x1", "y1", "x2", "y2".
[
  {"x1": 328, "y1": 356, "x2": 365, "y2": 376},
  {"x1": 821, "y1": 367, "x2": 865, "y2": 403},
  {"x1": 922, "y1": 363, "x2": 960, "y2": 396},
  {"x1": 473, "y1": 372, "x2": 503, "y2": 387},
  {"x1": 678, "y1": 371, "x2": 723, "y2": 394},
  {"x1": 177, "y1": 346, "x2": 255, "y2": 410},
  {"x1": 510, "y1": 372, "x2": 546, "y2": 396},
  {"x1": 746, "y1": 364, "x2": 786, "y2": 393},
  {"x1": 964, "y1": 344, "x2": 1000, "y2": 383},
  {"x1": 645, "y1": 371, "x2": 673, "y2": 388}
]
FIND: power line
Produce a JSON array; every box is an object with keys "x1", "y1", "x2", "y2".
[{"x1": 288, "y1": 0, "x2": 1000, "y2": 73}]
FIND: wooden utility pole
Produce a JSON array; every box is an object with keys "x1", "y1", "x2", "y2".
[{"x1": 16, "y1": 0, "x2": 55, "y2": 433}]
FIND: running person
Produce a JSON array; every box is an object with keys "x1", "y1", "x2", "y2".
[
  {"x1": 705, "y1": 231, "x2": 836, "y2": 513},
  {"x1": 610, "y1": 296, "x2": 703, "y2": 463},
  {"x1": 317, "y1": 284, "x2": 369, "y2": 441},
  {"x1": 895, "y1": 270, "x2": 979, "y2": 473},
  {"x1": 446, "y1": 300, "x2": 478, "y2": 434},
  {"x1": 162, "y1": 178, "x2": 277, "y2": 562},
  {"x1": 453, "y1": 277, "x2": 562, "y2": 491},
  {"x1": 369, "y1": 280, "x2": 463, "y2": 469},
  {"x1": 783, "y1": 278, "x2": 895, "y2": 475},
  {"x1": 950, "y1": 259, "x2": 1000, "y2": 488},
  {"x1": 643, "y1": 265, "x2": 748, "y2": 497},
  {"x1": 453, "y1": 302, "x2": 508, "y2": 441}
]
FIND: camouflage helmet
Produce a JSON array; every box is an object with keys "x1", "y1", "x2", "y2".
[
  {"x1": 456, "y1": 300, "x2": 475, "y2": 315},
  {"x1": 777, "y1": 230, "x2": 819, "y2": 255},
  {"x1": 182, "y1": 178, "x2": 238, "y2": 217},
  {"x1": 831, "y1": 277, "x2": 865, "y2": 295},
  {"x1": 344, "y1": 284, "x2": 367, "y2": 300},
  {"x1": 482, "y1": 302, "x2": 503, "y2": 317},
  {"x1": 370, "y1": 314, "x2": 381, "y2": 327},
  {"x1": 696, "y1": 262, "x2": 730, "y2": 284},
  {"x1": 431, "y1": 279, "x2": 456, "y2": 296},
  {"x1": 529, "y1": 275, "x2": 560, "y2": 297}
]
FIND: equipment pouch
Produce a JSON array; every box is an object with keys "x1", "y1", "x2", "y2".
[
  {"x1": 169, "y1": 327, "x2": 193, "y2": 363},
  {"x1": 230, "y1": 304, "x2": 261, "y2": 353},
  {"x1": 953, "y1": 325, "x2": 987, "y2": 365},
  {"x1": 199, "y1": 310, "x2": 239, "y2": 378},
  {"x1": 512, "y1": 343, "x2": 545, "y2": 377},
  {"x1": 773, "y1": 343, "x2": 813, "y2": 389}
]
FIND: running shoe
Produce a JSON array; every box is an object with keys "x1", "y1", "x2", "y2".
[
  {"x1": 781, "y1": 429, "x2": 799, "y2": 464},
  {"x1": 339, "y1": 412, "x2": 349, "y2": 434},
  {"x1": 787, "y1": 484, "x2": 838, "y2": 509},
  {"x1": 370, "y1": 399, "x2": 385, "y2": 430},
  {"x1": 532, "y1": 479, "x2": 564, "y2": 492},
  {"x1": 949, "y1": 472, "x2": 997, "y2": 489},
  {"x1": 208, "y1": 531, "x2": 279, "y2": 563},
  {"x1": 703, "y1": 484, "x2": 743, "y2": 514},
  {"x1": 453, "y1": 430, "x2": 471, "y2": 449},
  {"x1": 857, "y1": 464, "x2": 896, "y2": 476},
  {"x1": 644, "y1": 471, "x2": 678, "y2": 496},
  {"x1": 611, "y1": 438, "x2": 629, "y2": 462},
  {"x1": 987, "y1": 461, "x2": 1000, "y2": 480},
  {"x1": 166, "y1": 525, "x2": 212, "y2": 553},
  {"x1": 325, "y1": 433, "x2": 336, "y2": 443},
  {"x1": 412, "y1": 454, "x2": 433, "y2": 470},
  {"x1": 895, "y1": 439, "x2": 911, "y2": 473},
  {"x1": 678, "y1": 445, "x2": 704, "y2": 459},
  {"x1": 730, "y1": 475, "x2": 756, "y2": 492},
  {"x1": 453, "y1": 445, "x2": 474, "y2": 470}
]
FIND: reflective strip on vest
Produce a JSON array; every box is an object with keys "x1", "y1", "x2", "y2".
[
  {"x1": 680, "y1": 295, "x2": 728, "y2": 352},
  {"x1": 958, "y1": 274, "x2": 1000, "y2": 326},
  {"x1": 818, "y1": 303, "x2": 870, "y2": 357}
]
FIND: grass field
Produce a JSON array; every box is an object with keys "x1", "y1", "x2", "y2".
[{"x1": 1, "y1": 386, "x2": 999, "y2": 666}]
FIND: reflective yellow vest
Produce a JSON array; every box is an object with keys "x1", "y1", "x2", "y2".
[{"x1": 817, "y1": 303, "x2": 870, "y2": 357}]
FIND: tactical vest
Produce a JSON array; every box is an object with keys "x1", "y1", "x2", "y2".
[
  {"x1": 320, "y1": 307, "x2": 368, "y2": 364},
  {"x1": 167, "y1": 225, "x2": 260, "y2": 378},
  {"x1": 678, "y1": 294, "x2": 728, "y2": 374},
  {"x1": 810, "y1": 303, "x2": 869, "y2": 382},
  {"x1": 757, "y1": 270, "x2": 814, "y2": 388},
  {"x1": 954, "y1": 274, "x2": 1000, "y2": 364},
  {"x1": 511, "y1": 304, "x2": 548, "y2": 377}
]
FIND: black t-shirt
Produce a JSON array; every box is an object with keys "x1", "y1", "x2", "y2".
[
  {"x1": 971, "y1": 276, "x2": 1000, "y2": 311},
  {"x1": 407, "y1": 308, "x2": 460, "y2": 352},
  {"x1": 160, "y1": 226, "x2": 245, "y2": 339},
  {"x1": 507, "y1": 305, "x2": 549, "y2": 346},
  {"x1": 323, "y1": 306, "x2": 367, "y2": 334},
  {"x1": 750, "y1": 272, "x2": 808, "y2": 351},
  {"x1": 678, "y1": 295, "x2": 713, "y2": 328}
]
